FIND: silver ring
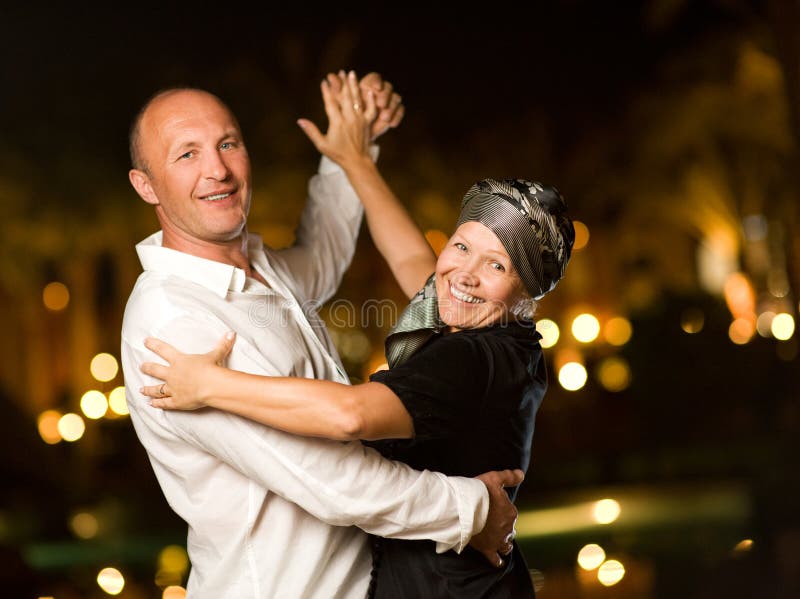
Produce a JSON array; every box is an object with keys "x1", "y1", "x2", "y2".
[{"x1": 353, "y1": 103, "x2": 360, "y2": 112}]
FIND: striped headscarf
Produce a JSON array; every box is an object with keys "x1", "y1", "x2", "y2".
[
  {"x1": 456, "y1": 178, "x2": 574, "y2": 299},
  {"x1": 384, "y1": 178, "x2": 574, "y2": 368}
]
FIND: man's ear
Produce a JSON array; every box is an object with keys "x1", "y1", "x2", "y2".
[{"x1": 129, "y1": 169, "x2": 159, "y2": 206}]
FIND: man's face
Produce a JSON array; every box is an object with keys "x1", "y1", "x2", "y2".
[{"x1": 134, "y1": 90, "x2": 252, "y2": 245}]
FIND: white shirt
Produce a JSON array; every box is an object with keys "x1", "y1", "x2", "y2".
[{"x1": 121, "y1": 158, "x2": 489, "y2": 599}]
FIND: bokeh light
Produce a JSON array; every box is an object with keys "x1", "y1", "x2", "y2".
[
  {"x1": 577, "y1": 543, "x2": 606, "y2": 570},
  {"x1": 597, "y1": 559, "x2": 625, "y2": 586},
  {"x1": 756, "y1": 311, "x2": 775, "y2": 337},
  {"x1": 159, "y1": 545, "x2": 190, "y2": 575},
  {"x1": 91, "y1": 353, "x2": 119, "y2": 382},
  {"x1": 572, "y1": 313, "x2": 600, "y2": 343},
  {"x1": 572, "y1": 221, "x2": 590, "y2": 251},
  {"x1": 97, "y1": 567, "x2": 125, "y2": 595},
  {"x1": 70, "y1": 512, "x2": 99, "y2": 539},
  {"x1": 729, "y1": 318, "x2": 756, "y2": 345},
  {"x1": 108, "y1": 386, "x2": 129, "y2": 415},
  {"x1": 537, "y1": 319, "x2": 560, "y2": 348},
  {"x1": 597, "y1": 357, "x2": 631, "y2": 392},
  {"x1": 58, "y1": 413, "x2": 86, "y2": 442},
  {"x1": 38, "y1": 410, "x2": 62, "y2": 444},
  {"x1": 604, "y1": 317, "x2": 632, "y2": 346},
  {"x1": 42, "y1": 281, "x2": 70, "y2": 311},
  {"x1": 593, "y1": 499, "x2": 621, "y2": 524},
  {"x1": 163, "y1": 587, "x2": 187, "y2": 599},
  {"x1": 771, "y1": 313, "x2": 795, "y2": 340},
  {"x1": 733, "y1": 539, "x2": 753, "y2": 553},
  {"x1": 680, "y1": 308, "x2": 705, "y2": 334},
  {"x1": 558, "y1": 362, "x2": 587, "y2": 391},
  {"x1": 81, "y1": 390, "x2": 108, "y2": 420},
  {"x1": 424, "y1": 229, "x2": 449, "y2": 255}
]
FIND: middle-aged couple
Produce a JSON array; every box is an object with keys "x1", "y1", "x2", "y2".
[{"x1": 121, "y1": 69, "x2": 575, "y2": 598}]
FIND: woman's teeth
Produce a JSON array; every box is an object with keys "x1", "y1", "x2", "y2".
[{"x1": 450, "y1": 285, "x2": 484, "y2": 304}]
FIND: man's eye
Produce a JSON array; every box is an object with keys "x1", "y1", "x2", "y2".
[
  {"x1": 220, "y1": 142, "x2": 232, "y2": 150},
  {"x1": 179, "y1": 151, "x2": 194, "y2": 160}
]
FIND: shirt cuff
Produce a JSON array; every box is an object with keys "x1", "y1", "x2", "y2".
[
  {"x1": 318, "y1": 144, "x2": 380, "y2": 174},
  {"x1": 434, "y1": 475, "x2": 490, "y2": 554}
]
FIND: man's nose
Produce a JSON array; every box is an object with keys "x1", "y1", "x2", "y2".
[{"x1": 203, "y1": 150, "x2": 231, "y2": 180}]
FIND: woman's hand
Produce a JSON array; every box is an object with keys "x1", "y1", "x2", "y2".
[
  {"x1": 297, "y1": 70, "x2": 378, "y2": 170},
  {"x1": 140, "y1": 332, "x2": 236, "y2": 410}
]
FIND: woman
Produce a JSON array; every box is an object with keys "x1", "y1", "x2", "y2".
[{"x1": 140, "y1": 71, "x2": 575, "y2": 598}]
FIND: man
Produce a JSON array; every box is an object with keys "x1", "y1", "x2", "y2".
[{"x1": 121, "y1": 76, "x2": 521, "y2": 598}]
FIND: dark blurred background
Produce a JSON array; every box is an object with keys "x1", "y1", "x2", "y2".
[{"x1": 1, "y1": 2, "x2": 799, "y2": 598}]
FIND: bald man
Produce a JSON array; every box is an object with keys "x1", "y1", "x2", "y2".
[{"x1": 121, "y1": 81, "x2": 521, "y2": 598}]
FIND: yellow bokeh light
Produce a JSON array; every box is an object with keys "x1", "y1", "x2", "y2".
[
  {"x1": 91, "y1": 353, "x2": 119, "y2": 382},
  {"x1": 771, "y1": 313, "x2": 795, "y2": 341},
  {"x1": 97, "y1": 567, "x2": 125, "y2": 595},
  {"x1": 537, "y1": 319, "x2": 560, "y2": 348},
  {"x1": 592, "y1": 499, "x2": 620, "y2": 524},
  {"x1": 733, "y1": 539, "x2": 753, "y2": 553},
  {"x1": 70, "y1": 512, "x2": 99, "y2": 539},
  {"x1": 577, "y1": 543, "x2": 606, "y2": 570},
  {"x1": 681, "y1": 308, "x2": 705, "y2": 334},
  {"x1": 597, "y1": 559, "x2": 625, "y2": 586},
  {"x1": 108, "y1": 387, "x2": 129, "y2": 416},
  {"x1": 558, "y1": 362, "x2": 587, "y2": 391},
  {"x1": 163, "y1": 587, "x2": 187, "y2": 599},
  {"x1": 81, "y1": 390, "x2": 108, "y2": 420},
  {"x1": 756, "y1": 311, "x2": 775, "y2": 337},
  {"x1": 572, "y1": 221, "x2": 590, "y2": 251},
  {"x1": 597, "y1": 357, "x2": 631, "y2": 392},
  {"x1": 159, "y1": 545, "x2": 190, "y2": 575},
  {"x1": 572, "y1": 314, "x2": 600, "y2": 343},
  {"x1": 38, "y1": 410, "x2": 62, "y2": 444},
  {"x1": 43, "y1": 282, "x2": 70, "y2": 311},
  {"x1": 58, "y1": 413, "x2": 86, "y2": 442},
  {"x1": 729, "y1": 318, "x2": 755, "y2": 345},
  {"x1": 604, "y1": 317, "x2": 632, "y2": 346},
  {"x1": 424, "y1": 229, "x2": 449, "y2": 256}
]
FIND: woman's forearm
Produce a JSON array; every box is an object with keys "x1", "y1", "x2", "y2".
[
  {"x1": 341, "y1": 156, "x2": 437, "y2": 298},
  {"x1": 204, "y1": 366, "x2": 413, "y2": 441}
]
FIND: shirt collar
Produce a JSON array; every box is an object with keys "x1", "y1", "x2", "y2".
[{"x1": 136, "y1": 231, "x2": 265, "y2": 298}]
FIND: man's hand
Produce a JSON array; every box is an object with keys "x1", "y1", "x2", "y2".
[
  {"x1": 325, "y1": 71, "x2": 404, "y2": 141},
  {"x1": 469, "y1": 469, "x2": 524, "y2": 567}
]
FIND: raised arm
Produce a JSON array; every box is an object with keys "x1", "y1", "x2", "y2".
[{"x1": 298, "y1": 71, "x2": 437, "y2": 298}]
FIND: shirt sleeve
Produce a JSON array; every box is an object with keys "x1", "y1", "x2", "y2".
[
  {"x1": 370, "y1": 333, "x2": 503, "y2": 442},
  {"x1": 269, "y1": 150, "x2": 377, "y2": 305},
  {"x1": 121, "y1": 307, "x2": 488, "y2": 553}
]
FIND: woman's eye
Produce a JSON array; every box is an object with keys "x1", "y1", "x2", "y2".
[
  {"x1": 491, "y1": 262, "x2": 506, "y2": 272},
  {"x1": 455, "y1": 242, "x2": 467, "y2": 252}
]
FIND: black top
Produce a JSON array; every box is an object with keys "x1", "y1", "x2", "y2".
[{"x1": 366, "y1": 321, "x2": 546, "y2": 598}]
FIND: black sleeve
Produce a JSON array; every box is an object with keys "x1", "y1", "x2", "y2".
[{"x1": 369, "y1": 333, "x2": 498, "y2": 442}]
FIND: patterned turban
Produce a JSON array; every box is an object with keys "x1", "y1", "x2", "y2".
[{"x1": 456, "y1": 178, "x2": 575, "y2": 299}]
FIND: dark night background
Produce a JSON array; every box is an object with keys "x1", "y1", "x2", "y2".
[{"x1": 1, "y1": 2, "x2": 799, "y2": 598}]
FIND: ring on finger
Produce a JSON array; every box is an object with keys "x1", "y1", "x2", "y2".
[
  {"x1": 159, "y1": 384, "x2": 167, "y2": 397},
  {"x1": 353, "y1": 102, "x2": 360, "y2": 112}
]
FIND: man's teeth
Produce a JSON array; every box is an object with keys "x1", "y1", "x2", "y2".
[
  {"x1": 202, "y1": 192, "x2": 231, "y2": 201},
  {"x1": 450, "y1": 285, "x2": 484, "y2": 304}
]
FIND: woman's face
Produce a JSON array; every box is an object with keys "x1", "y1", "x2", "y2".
[{"x1": 435, "y1": 221, "x2": 526, "y2": 332}]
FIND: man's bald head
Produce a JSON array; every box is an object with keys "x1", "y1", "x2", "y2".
[{"x1": 128, "y1": 87, "x2": 239, "y2": 173}]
